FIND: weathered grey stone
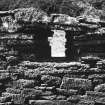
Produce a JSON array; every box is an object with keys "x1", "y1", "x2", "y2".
[
  {"x1": 12, "y1": 79, "x2": 35, "y2": 88},
  {"x1": 95, "y1": 97, "x2": 105, "y2": 103},
  {"x1": 87, "y1": 68, "x2": 102, "y2": 73},
  {"x1": 41, "y1": 95, "x2": 56, "y2": 100},
  {"x1": 29, "y1": 100, "x2": 56, "y2": 105},
  {"x1": 0, "y1": 102, "x2": 12, "y2": 105},
  {"x1": 4, "y1": 102, "x2": 12, "y2": 105},
  {"x1": 56, "y1": 100, "x2": 73, "y2": 105},
  {"x1": 54, "y1": 62, "x2": 82, "y2": 69},
  {"x1": 6, "y1": 88, "x2": 21, "y2": 94},
  {"x1": 0, "y1": 103, "x2": 5, "y2": 105},
  {"x1": 11, "y1": 94, "x2": 25, "y2": 104},
  {"x1": 94, "y1": 84, "x2": 105, "y2": 92},
  {"x1": 41, "y1": 69, "x2": 65, "y2": 76},
  {"x1": 60, "y1": 77, "x2": 92, "y2": 90},
  {"x1": 56, "y1": 95, "x2": 66, "y2": 100},
  {"x1": 67, "y1": 95, "x2": 81, "y2": 103},
  {"x1": 86, "y1": 91, "x2": 105, "y2": 101},
  {"x1": 96, "y1": 60, "x2": 105, "y2": 69},
  {"x1": 81, "y1": 56, "x2": 100, "y2": 62},
  {"x1": 41, "y1": 91, "x2": 53, "y2": 96},
  {"x1": 0, "y1": 73, "x2": 10, "y2": 80},
  {"x1": 56, "y1": 88, "x2": 78, "y2": 96},
  {"x1": 6, "y1": 56, "x2": 19, "y2": 67},
  {"x1": 77, "y1": 100, "x2": 95, "y2": 105},
  {"x1": 0, "y1": 97, "x2": 11, "y2": 103},
  {"x1": 24, "y1": 69, "x2": 41, "y2": 79},
  {"x1": 21, "y1": 88, "x2": 42, "y2": 98},
  {"x1": 88, "y1": 74, "x2": 105, "y2": 80},
  {"x1": 41, "y1": 75, "x2": 61, "y2": 87}
]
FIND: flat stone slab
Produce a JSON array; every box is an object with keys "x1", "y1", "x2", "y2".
[
  {"x1": 86, "y1": 91, "x2": 105, "y2": 101},
  {"x1": 60, "y1": 77, "x2": 92, "y2": 90}
]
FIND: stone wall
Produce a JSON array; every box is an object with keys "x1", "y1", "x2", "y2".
[
  {"x1": 0, "y1": 9, "x2": 105, "y2": 60},
  {"x1": 0, "y1": 8, "x2": 105, "y2": 105},
  {"x1": 0, "y1": 57, "x2": 105, "y2": 105},
  {"x1": 0, "y1": 8, "x2": 53, "y2": 61}
]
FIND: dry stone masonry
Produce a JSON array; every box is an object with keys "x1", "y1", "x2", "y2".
[
  {"x1": 0, "y1": 57, "x2": 104, "y2": 105},
  {"x1": 0, "y1": 7, "x2": 105, "y2": 105}
]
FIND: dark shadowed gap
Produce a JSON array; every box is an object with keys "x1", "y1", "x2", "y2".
[
  {"x1": 32, "y1": 23, "x2": 52, "y2": 61},
  {"x1": 65, "y1": 30, "x2": 78, "y2": 61}
]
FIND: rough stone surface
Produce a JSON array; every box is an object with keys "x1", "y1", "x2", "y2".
[
  {"x1": 0, "y1": 7, "x2": 105, "y2": 105},
  {"x1": 60, "y1": 77, "x2": 92, "y2": 90}
]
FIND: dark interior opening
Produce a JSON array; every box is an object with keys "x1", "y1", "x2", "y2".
[
  {"x1": 65, "y1": 30, "x2": 78, "y2": 61},
  {"x1": 77, "y1": 44, "x2": 105, "y2": 58},
  {"x1": 32, "y1": 23, "x2": 53, "y2": 61},
  {"x1": 8, "y1": 22, "x2": 53, "y2": 61}
]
